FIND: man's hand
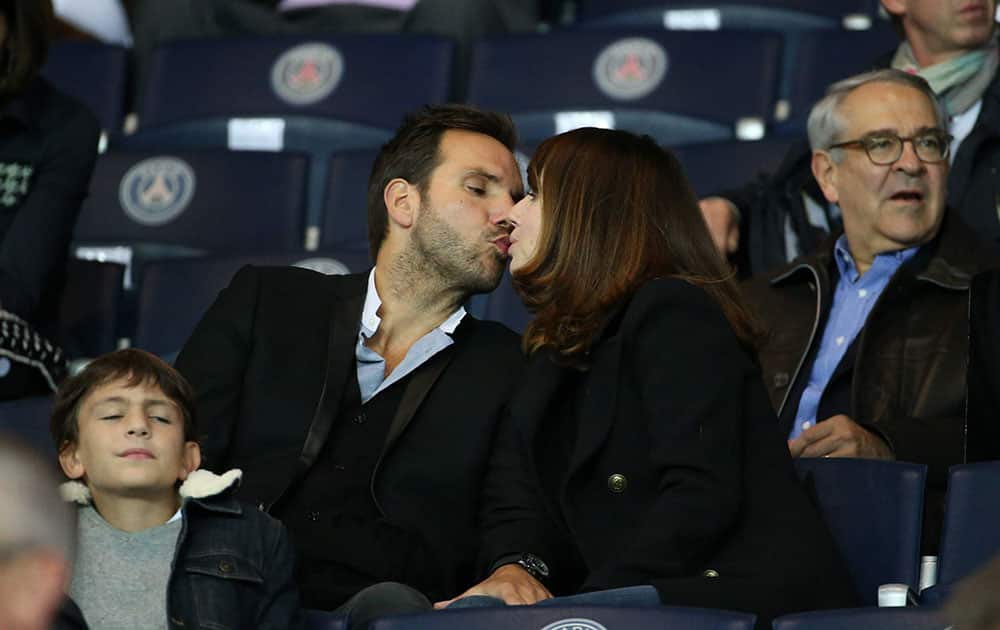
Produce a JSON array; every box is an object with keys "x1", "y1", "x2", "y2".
[
  {"x1": 698, "y1": 196, "x2": 740, "y2": 256},
  {"x1": 433, "y1": 564, "x2": 552, "y2": 609},
  {"x1": 788, "y1": 414, "x2": 894, "y2": 459}
]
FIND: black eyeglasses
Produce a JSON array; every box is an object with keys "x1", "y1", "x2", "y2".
[{"x1": 827, "y1": 130, "x2": 953, "y2": 165}]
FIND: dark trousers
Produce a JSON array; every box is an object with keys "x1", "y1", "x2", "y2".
[{"x1": 336, "y1": 581, "x2": 432, "y2": 629}]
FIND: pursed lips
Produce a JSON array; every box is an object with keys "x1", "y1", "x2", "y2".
[{"x1": 492, "y1": 234, "x2": 512, "y2": 256}]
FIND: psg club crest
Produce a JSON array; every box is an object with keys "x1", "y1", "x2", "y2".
[
  {"x1": 119, "y1": 157, "x2": 196, "y2": 226},
  {"x1": 540, "y1": 619, "x2": 609, "y2": 630},
  {"x1": 593, "y1": 37, "x2": 668, "y2": 101},
  {"x1": 271, "y1": 43, "x2": 344, "y2": 106}
]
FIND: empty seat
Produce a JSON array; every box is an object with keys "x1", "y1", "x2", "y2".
[
  {"x1": 795, "y1": 458, "x2": 927, "y2": 605},
  {"x1": 467, "y1": 30, "x2": 781, "y2": 147},
  {"x1": 74, "y1": 150, "x2": 310, "y2": 261},
  {"x1": 42, "y1": 41, "x2": 128, "y2": 137},
  {"x1": 468, "y1": 272, "x2": 532, "y2": 334},
  {"x1": 576, "y1": 0, "x2": 878, "y2": 31},
  {"x1": 370, "y1": 605, "x2": 757, "y2": 629},
  {"x1": 672, "y1": 137, "x2": 794, "y2": 197},
  {"x1": 133, "y1": 251, "x2": 370, "y2": 359},
  {"x1": 773, "y1": 606, "x2": 947, "y2": 630},
  {"x1": 778, "y1": 26, "x2": 898, "y2": 133},
  {"x1": 128, "y1": 34, "x2": 454, "y2": 234},
  {"x1": 935, "y1": 462, "x2": 1000, "y2": 586},
  {"x1": 320, "y1": 149, "x2": 379, "y2": 252}
]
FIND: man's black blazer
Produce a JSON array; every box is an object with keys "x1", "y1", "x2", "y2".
[
  {"x1": 480, "y1": 279, "x2": 858, "y2": 626},
  {"x1": 175, "y1": 266, "x2": 523, "y2": 601}
]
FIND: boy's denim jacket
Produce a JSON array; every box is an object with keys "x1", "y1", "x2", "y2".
[{"x1": 62, "y1": 470, "x2": 302, "y2": 629}]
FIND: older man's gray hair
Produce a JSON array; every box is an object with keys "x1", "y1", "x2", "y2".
[
  {"x1": 806, "y1": 68, "x2": 948, "y2": 160},
  {"x1": 0, "y1": 436, "x2": 75, "y2": 566}
]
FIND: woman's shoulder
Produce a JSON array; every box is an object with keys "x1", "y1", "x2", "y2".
[{"x1": 624, "y1": 277, "x2": 725, "y2": 324}]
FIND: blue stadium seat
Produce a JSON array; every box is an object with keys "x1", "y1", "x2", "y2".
[
  {"x1": 57, "y1": 259, "x2": 125, "y2": 359},
  {"x1": 370, "y1": 606, "x2": 757, "y2": 629},
  {"x1": 795, "y1": 458, "x2": 927, "y2": 606},
  {"x1": 772, "y1": 606, "x2": 947, "y2": 630},
  {"x1": 127, "y1": 34, "x2": 453, "y2": 235},
  {"x1": 777, "y1": 26, "x2": 898, "y2": 133},
  {"x1": 575, "y1": 0, "x2": 878, "y2": 31},
  {"x1": 467, "y1": 30, "x2": 781, "y2": 147},
  {"x1": 934, "y1": 462, "x2": 1000, "y2": 586},
  {"x1": 303, "y1": 608, "x2": 347, "y2": 629},
  {"x1": 468, "y1": 271, "x2": 531, "y2": 334},
  {"x1": 133, "y1": 251, "x2": 370, "y2": 359},
  {"x1": 320, "y1": 149, "x2": 379, "y2": 252},
  {"x1": 672, "y1": 137, "x2": 794, "y2": 197},
  {"x1": 42, "y1": 41, "x2": 128, "y2": 137},
  {"x1": 0, "y1": 396, "x2": 56, "y2": 458},
  {"x1": 73, "y1": 150, "x2": 310, "y2": 263}
]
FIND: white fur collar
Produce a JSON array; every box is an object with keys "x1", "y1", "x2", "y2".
[{"x1": 59, "y1": 469, "x2": 243, "y2": 505}]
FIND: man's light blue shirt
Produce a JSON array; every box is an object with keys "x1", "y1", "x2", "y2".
[
  {"x1": 355, "y1": 269, "x2": 466, "y2": 403},
  {"x1": 789, "y1": 236, "x2": 919, "y2": 439}
]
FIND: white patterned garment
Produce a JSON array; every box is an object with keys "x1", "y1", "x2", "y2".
[{"x1": 0, "y1": 309, "x2": 65, "y2": 391}]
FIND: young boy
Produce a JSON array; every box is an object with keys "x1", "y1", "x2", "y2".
[{"x1": 51, "y1": 349, "x2": 302, "y2": 629}]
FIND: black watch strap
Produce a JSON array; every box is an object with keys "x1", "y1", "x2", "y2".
[{"x1": 490, "y1": 552, "x2": 550, "y2": 582}]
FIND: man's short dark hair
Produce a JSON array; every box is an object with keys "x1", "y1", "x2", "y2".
[
  {"x1": 366, "y1": 104, "x2": 518, "y2": 257},
  {"x1": 0, "y1": 0, "x2": 53, "y2": 100},
  {"x1": 50, "y1": 349, "x2": 199, "y2": 452}
]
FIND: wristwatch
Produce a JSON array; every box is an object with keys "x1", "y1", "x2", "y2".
[{"x1": 515, "y1": 552, "x2": 550, "y2": 581}]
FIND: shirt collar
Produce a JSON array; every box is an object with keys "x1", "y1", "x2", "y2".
[
  {"x1": 360, "y1": 268, "x2": 466, "y2": 337},
  {"x1": 834, "y1": 234, "x2": 920, "y2": 283}
]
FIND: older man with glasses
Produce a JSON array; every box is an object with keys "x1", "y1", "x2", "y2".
[{"x1": 743, "y1": 69, "x2": 997, "y2": 554}]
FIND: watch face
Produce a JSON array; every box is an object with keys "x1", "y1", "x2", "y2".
[{"x1": 521, "y1": 553, "x2": 550, "y2": 578}]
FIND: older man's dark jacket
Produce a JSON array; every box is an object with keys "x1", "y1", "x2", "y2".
[
  {"x1": 743, "y1": 213, "x2": 996, "y2": 549},
  {"x1": 727, "y1": 55, "x2": 1000, "y2": 277}
]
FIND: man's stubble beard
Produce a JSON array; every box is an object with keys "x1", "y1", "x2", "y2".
[{"x1": 409, "y1": 199, "x2": 507, "y2": 297}]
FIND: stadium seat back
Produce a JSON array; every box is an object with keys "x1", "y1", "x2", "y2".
[
  {"x1": 936, "y1": 462, "x2": 1000, "y2": 585},
  {"x1": 468, "y1": 30, "x2": 781, "y2": 147},
  {"x1": 43, "y1": 41, "x2": 128, "y2": 136},
  {"x1": 133, "y1": 251, "x2": 369, "y2": 358},
  {"x1": 795, "y1": 458, "x2": 926, "y2": 605},
  {"x1": 370, "y1": 605, "x2": 757, "y2": 629}
]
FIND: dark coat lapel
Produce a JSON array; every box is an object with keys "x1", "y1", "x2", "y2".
[
  {"x1": 516, "y1": 303, "x2": 629, "y2": 485},
  {"x1": 567, "y1": 332, "x2": 623, "y2": 477},
  {"x1": 308, "y1": 278, "x2": 367, "y2": 455},
  {"x1": 381, "y1": 331, "x2": 457, "y2": 454},
  {"x1": 513, "y1": 349, "x2": 571, "y2": 454},
  {"x1": 379, "y1": 314, "x2": 487, "y2": 455},
  {"x1": 266, "y1": 273, "x2": 366, "y2": 511}
]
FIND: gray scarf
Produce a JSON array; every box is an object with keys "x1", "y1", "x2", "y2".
[{"x1": 892, "y1": 32, "x2": 999, "y2": 116}]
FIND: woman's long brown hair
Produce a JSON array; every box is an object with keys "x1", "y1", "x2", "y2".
[{"x1": 513, "y1": 127, "x2": 761, "y2": 363}]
